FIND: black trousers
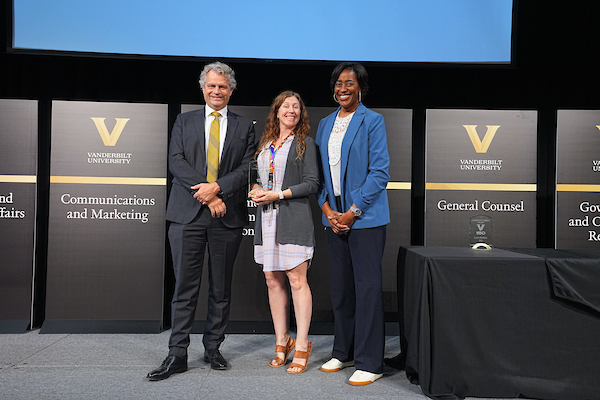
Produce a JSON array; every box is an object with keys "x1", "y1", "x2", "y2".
[
  {"x1": 167, "y1": 208, "x2": 243, "y2": 358},
  {"x1": 326, "y1": 225, "x2": 386, "y2": 374}
]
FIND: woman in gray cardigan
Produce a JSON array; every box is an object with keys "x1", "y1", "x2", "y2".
[{"x1": 249, "y1": 91, "x2": 319, "y2": 374}]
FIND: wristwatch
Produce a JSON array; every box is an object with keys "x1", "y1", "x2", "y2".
[{"x1": 350, "y1": 205, "x2": 362, "y2": 217}]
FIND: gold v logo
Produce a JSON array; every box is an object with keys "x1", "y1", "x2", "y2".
[
  {"x1": 91, "y1": 117, "x2": 130, "y2": 146},
  {"x1": 463, "y1": 125, "x2": 500, "y2": 153},
  {"x1": 596, "y1": 125, "x2": 600, "y2": 131}
]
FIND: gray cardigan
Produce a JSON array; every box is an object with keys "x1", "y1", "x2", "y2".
[{"x1": 253, "y1": 136, "x2": 319, "y2": 247}]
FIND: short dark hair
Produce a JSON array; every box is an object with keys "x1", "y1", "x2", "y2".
[{"x1": 329, "y1": 62, "x2": 369, "y2": 96}]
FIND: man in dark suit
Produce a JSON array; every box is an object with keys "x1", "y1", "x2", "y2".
[{"x1": 147, "y1": 61, "x2": 256, "y2": 380}]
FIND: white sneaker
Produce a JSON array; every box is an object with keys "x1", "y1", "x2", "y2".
[
  {"x1": 320, "y1": 357, "x2": 354, "y2": 372},
  {"x1": 348, "y1": 370, "x2": 383, "y2": 386}
]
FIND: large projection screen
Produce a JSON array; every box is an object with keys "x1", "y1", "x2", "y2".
[{"x1": 13, "y1": 0, "x2": 514, "y2": 64}]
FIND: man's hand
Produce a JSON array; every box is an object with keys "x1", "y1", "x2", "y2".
[
  {"x1": 207, "y1": 197, "x2": 226, "y2": 218},
  {"x1": 192, "y1": 182, "x2": 221, "y2": 204}
]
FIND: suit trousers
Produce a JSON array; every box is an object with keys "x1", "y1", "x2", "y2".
[
  {"x1": 326, "y1": 225, "x2": 386, "y2": 374},
  {"x1": 167, "y1": 208, "x2": 243, "y2": 358}
]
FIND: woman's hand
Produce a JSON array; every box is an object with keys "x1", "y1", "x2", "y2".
[
  {"x1": 323, "y1": 201, "x2": 352, "y2": 235},
  {"x1": 249, "y1": 186, "x2": 266, "y2": 204},
  {"x1": 248, "y1": 185, "x2": 264, "y2": 198},
  {"x1": 249, "y1": 187, "x2": 278, "y2": 205},
  {"x1": 336, "y1": 210, "x2": 355, "y2": 231}
]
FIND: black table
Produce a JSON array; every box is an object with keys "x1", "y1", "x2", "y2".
[{"x1": 398, "y1": 246, "x2": 600, "y2": 400}]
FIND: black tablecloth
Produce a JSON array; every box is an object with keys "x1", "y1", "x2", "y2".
[
  {"x1": 398, "y1": 246, "x2": 600, "y2": 400},
  {"x1": 508, "y1": 248, "x2": 600, "y2": 313}
]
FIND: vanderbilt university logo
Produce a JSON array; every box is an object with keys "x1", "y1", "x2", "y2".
[
  {"x1": 596, "y1": 125, "x2": 600, "y2": 131},
  {"x1": 91, "y1": 117, "x2": 130, "y2": 146},
  {"x1": 463, "y1": 125, "x2": 500, "y2": 153}
]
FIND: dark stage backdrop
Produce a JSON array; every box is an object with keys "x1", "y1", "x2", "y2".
[
  {"x1": 556, "y1": 110, "x2": 600, "y2": 249},
  {"x1": 5, "y1": 1, "x2": 600, "y2": 330},
  {"x1": 180, "y1": 104, "x2": 411, "y2": 332},
  {"x1": 0, "y1": 99, "x2": 37, "y2": 333},
  {"x1": 425, "y1": 109, "x2": 537, "y2": 247},
  {"x1": 42, "y1": 101, "x2": 168, "y2": 333}
]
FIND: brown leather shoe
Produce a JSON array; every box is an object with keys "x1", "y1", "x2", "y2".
[
  {"x1": 269, "y1": 335, "x2": 295, "y2": 367},
  {"x1": 286, "y1": 342, "x2": 312, "y2": 374}
]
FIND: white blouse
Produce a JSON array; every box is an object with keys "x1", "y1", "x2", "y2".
[{"x1": 328, "y1": 112, "x2": 355, "y2": 197}]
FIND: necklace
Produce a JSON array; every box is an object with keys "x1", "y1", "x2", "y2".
[{"x1": 329, "y1": 112, "x2": 354, "y2": 166}]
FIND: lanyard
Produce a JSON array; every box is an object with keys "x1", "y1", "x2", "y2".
[{"x1": 267, "y1": 134, "x2": 292, "y2": 190}]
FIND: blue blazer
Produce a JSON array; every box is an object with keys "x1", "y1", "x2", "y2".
[{"x1": 316, "y1": 103, "x2": 390, "y2": 229}]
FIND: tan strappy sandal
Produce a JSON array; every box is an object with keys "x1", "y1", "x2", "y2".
[
  {"x1": 268, "y1": 335, "x2": 295, "y2": 367},
  {"x1": 286, "y1": 342, "x2": 312, "y2": 374}
]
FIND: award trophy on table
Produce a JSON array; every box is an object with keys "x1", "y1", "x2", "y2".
[{"x1": 470, "y1": 215, "x2": 492, "y2": 249}]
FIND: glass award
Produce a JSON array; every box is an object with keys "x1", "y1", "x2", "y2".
[
  {"x1": 470, "y1": 215, "x2": 492, "y2": 249},
  {"x1": 248, "y1": 160, "x2": 259, "y2": 192}
]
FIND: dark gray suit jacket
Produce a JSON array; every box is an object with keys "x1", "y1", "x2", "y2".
[
  {"x1": 166, "y1": 108, "x2": 256, "y2": 228},
  {"x1": 254, "y1": 136, "x2": 319, "y2": 247}
]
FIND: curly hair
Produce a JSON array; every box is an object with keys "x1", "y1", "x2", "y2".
[
  {"x1": 198, "y1": 61, "x2": 237, "y2": 90},
  {"x1": 256, "y1": 91, "x2": 310, "y2": 160}
]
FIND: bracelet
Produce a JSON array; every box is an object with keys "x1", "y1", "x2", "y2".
[{"x1": 279, "y1": 191, "x2": 284, "y2": 200}]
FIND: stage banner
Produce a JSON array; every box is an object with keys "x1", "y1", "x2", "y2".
[
  {"x1": 42, "y1": 101, "x2": 168, "y2": 333},
  {"x1": 180, "y1": 105, "x2": 411, "y2": 331},
  {"x1": 0, "y1": 99, "x2": 37, "y2": 333},
  {"x1": 556, "y1": 110, "x2": 600, "y2": 249},
  {"x1": 425, "y1": 109, "x2": 537, "y2": 247}
]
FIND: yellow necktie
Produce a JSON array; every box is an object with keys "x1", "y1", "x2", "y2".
[{"x1": 207, "y1": 111, "x2": 221, "y2": 183}]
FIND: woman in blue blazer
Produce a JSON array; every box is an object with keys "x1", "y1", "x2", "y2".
[{"x1": 315, "y1": 62, "x2": 390, "y2": 386}]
